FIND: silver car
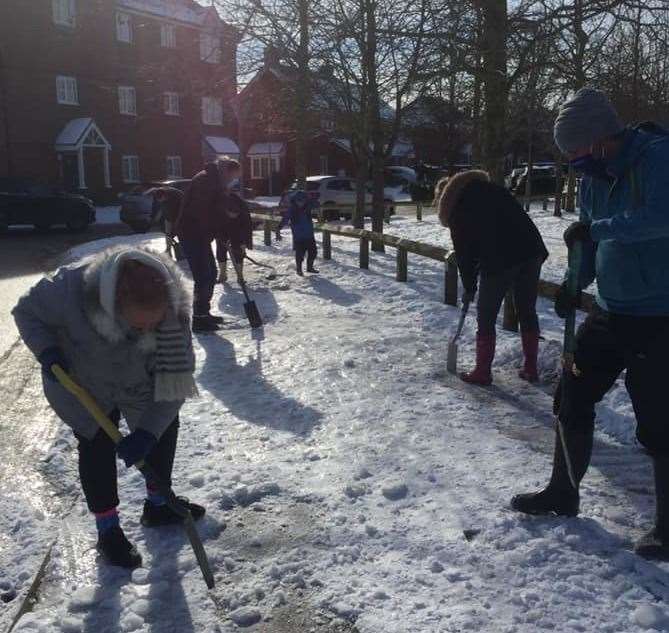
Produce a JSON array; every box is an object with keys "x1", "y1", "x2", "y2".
[{"x1": 119, "y1": 178, "x2": 191, "y2": 233}]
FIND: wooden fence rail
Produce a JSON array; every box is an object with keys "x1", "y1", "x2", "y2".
[{"x1": 249, "y1": 211, "x2": 593, "y2": 331}]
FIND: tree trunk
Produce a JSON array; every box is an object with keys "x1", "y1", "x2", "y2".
[
  {"x1": 294, "y1": 0, "x2": 310, "y2": 187},
  {"x1": 480, "y1": 0, "x2": 508, "y2": 184}
]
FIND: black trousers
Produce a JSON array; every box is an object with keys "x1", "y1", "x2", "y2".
[
  {"x1": 557, "y1": 307, "x2": 669, "y2": 456},
  {"x1": 75, "y1": 410, "x2": 180, "y2": 514},
  {"x1": 477, "y1": 257, "x2": 543, "y2": 336},
  {"x1": 180, "y1": 236, "x2": 217, "y2": 316},
  {"x1": 295, "y1": 238, "x2": 317, "y2": 268}
]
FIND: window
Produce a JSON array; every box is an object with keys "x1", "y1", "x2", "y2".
[
  {"x1": 116, "y1": 12, "x2": 132, "y2": 43},
  {"x1": 201, "y1": 97, "x2": 223, "y2": 126},
  {"x1": 56, "y1": 76, "x2": 79, "y2": 105},
  {"x1": 251, "y1": 156, "x2": 280, "y2": 179},
  {"x1": 118, "y1": 86, "x2": 137, "y2": 115},
  {"x1": 52, "y1": 0, "x2": 76, "y2": 27},
  {"x1": 160, "y1": 23, "x2": 176, "y2": 48},
  {"x1": 166, "y1": 156, "x2": 182, "y2": 178},
  {"x1": 163, "y1": 92, "x2": 180, "y2": 116},
  {"x1": 200, "y1": 32, "x2": 221, "y2": 63},
  {"x1": 321, "y1": 117, "x2": 335, "y2": 133},
  {"x1": 122, "y1": 156, "x2": 140, "y2": 183}
]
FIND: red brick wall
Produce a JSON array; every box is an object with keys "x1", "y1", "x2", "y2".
[{"x1": 0, "y1": 0, "x2": 238, "y2": 201}]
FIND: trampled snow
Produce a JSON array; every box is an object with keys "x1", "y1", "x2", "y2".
[{"x1": 2, "y1": 215, "x2": 667, "y2": 633}]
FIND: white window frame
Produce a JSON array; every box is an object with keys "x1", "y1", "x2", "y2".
[
  {"x1": 52, "y1": 0, "x2": 76, "y2": 27},
  {"x1": 116, "y1": 11, "x2": 133, "y2": 43},
  {"x1": 250, "y1": 156, "x2": 281, "y2": 180},
  {"x1": 201, "y1": 96, "x2": 223, "y2": 126},
  {"x1": 160, "y1": 22, "x2": 176, "y2": 48},
  {"x1": 118, "y1": 86, "x2": 137, "y2": 116},
  {"x1": 56, "y1": 75, "x2": 79, "y2": 105},
  {"x1": 163, "y1": 91, "x2": 180, "y2": 116},
  {"x1": 200, "y1": 32, "x2": 221, "y2": 63},
  {"x1": 122, "y1": 156, "x2": 140, "y2": 183},
  {"x1": 166, "y1": 156, "x2": 183, "y2": 178}
]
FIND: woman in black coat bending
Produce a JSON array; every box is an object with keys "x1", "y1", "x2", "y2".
[{"x1": 437, "y1": 170, "x2": 548, "y2": 385}]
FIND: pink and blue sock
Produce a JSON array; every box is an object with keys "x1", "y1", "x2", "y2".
[
  {"x1": 95, "y1": 508, "x2": 120, "y2": 534},
  {"x1": 146, "y1": 481, "x2": 166, "y2": 506}
]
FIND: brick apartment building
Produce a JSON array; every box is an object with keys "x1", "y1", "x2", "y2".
[{"x1": 0, "y1": 0, "x2": 239, "y2": 202}]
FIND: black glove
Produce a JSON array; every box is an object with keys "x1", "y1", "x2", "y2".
[
  {"x1": 37, "y1": 347, "x2": 69, "y2": 382},
  {"x1": 563, "y1": 221, "x2": 591, "y2": 248},
  {"x1": 117, "y1": 428, "x2": 157, "y2": 468},
  {"x1": 554, "y1": 281, "x2": 581, "y2": 319}
]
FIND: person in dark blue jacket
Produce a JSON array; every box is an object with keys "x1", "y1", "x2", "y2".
[
  {"x1": 279, "y1": 190, "x2": 319, "y2": 276},
  {"x1": 511, "y1": 88, "x2": 669, "y2": 561}
]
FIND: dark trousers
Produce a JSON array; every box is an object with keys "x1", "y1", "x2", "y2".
[
  {"x1": 181, "y1": 236, "x2": 217, "y2": 315},
  {"x1": 216, "y1": 239, "x2": 244, "y2": 276},
  {"x1": 557, "y1": 307, "x2": 669, "y2": 456},
  {"x1": 295, "y1": 238, "x2": 317, "y2": 269},
  {"x1": 75, "y1": 411, "x2": 180, "y2": 514},
  {"x1": 477, "y1": 257, "x2": 543, "y2": 336}
]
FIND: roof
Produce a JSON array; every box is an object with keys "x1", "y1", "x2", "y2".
[
  {"x1": 247, "y1": 142, "x2": 286, "y2": 156},
  {"x1": 204, "y1": 136, "x2": 240, "y2": 155},
  {"x1": 118, "y1": 0, "x2": 220, "y2": 27},
  {"x1": 55, "y1": 118, "x2": 111, "y2": 150}
]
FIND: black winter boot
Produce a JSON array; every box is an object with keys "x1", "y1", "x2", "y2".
[
  {"x1": 511, "y1": 426, "x2": 592, "y2": 517},
  {"x1": 192, "y1": 315, "x2": 221, "y2": 332},
  {"x1": 141, "y1": 497, "x2": 206, "y2": 528},
  {"x1": 295, "y1": 255, "x2": 304, "y2": 277},
  {"x1": 635, "y1": 456, "x2": 669, "y2": 560},
  {"x1": 97, "y1": 526, "x2": 142, "y2": 569}
]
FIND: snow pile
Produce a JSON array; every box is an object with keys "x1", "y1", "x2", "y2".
[{"x1": 3, "y1": 227, "x2": 665, "y2": 633}]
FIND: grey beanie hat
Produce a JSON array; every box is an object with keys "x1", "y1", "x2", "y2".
[{"x1": 554, "y1": 88, "x2": 624, "y2": 154}]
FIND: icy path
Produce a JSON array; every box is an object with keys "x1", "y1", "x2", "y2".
[{"x1": 6, "y1": 234, "x2": 669, "y2": 633}]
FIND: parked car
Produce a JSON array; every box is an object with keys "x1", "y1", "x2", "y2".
[
  {"x1": 0, "y1": 178, "x2": 95, "y2": 232},
  {"x1": 512, "y1": 165, "x2": 560, "y2": 197},
  {"x1": 119, "y1": 178, "x2": 191, "y2": 233},
  {"x1": 282, "y1": 176, "x2": 375, "y2": 221},
  {"x1": 505, "y1": 167, "x2": 525, "y2": 191}
]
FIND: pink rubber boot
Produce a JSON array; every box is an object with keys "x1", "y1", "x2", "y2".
[
  {"x1": 519, "y1": 331, "x2": 540, "y2": 383},
  {"x1": 460, "y1": 333, "x2": 495, "y2": 386}
]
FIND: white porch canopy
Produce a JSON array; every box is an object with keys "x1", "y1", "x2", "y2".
[
  {"x1": 204, "y1": 136, "x2": 240, "y2": 157},
  {"x1": 247, "y1": 142, "x2": 286, "y2": 156},
  {"x1": 55, "y1": 118, "x2": 112, "y2": 189}
]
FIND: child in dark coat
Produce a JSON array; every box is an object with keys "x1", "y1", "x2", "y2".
[
  {"x1": 437, "y1": 170, "x2": 548, "y2": 385},
  {"x1": 279, "y1": 190, "x2": 319, "y2": 276}
]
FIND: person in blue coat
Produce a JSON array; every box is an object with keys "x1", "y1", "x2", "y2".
[
  {"x1": 279, "y1": 190, "x2": 319, "y2": 276},
  {"x1": 511, "y1": 88, "x2": 669, "y2": 561}
]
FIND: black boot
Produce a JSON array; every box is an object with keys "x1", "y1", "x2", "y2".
[
  {"x1": 306, "y1": 260, "x2": 319, "y2": 274},
  {"x1": 97, "y1": 526, "x2": 142, "y2": 569},
  {"x1": 635, "y1": 456, "x2": 669, "y2": 560},
  {"x1": 511, "y1": 425, "x2": 592, "y2": 517},
  {"x1": 295, "y1": 255, "x2": 304, "y2": 277},
  {"x1": 141, "y1": 497, "x2": 206, "y2": 528},
  {"x1": 192, "y1": 315, "x2": 221, "y2": 332}
]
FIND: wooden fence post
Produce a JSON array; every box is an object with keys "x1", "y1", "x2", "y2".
[
  {"x1": 502, "y1": 290, "x2": 519, "y2": 332},
  {"x1": 264, "y1": 221, "x2": 272, "y2": 246},
  {"x1": 445, "y1": 253, "x2": 458, "y2": 306},
  {"x1": 542, "y1": 198, "x2": 548, "y2": 211},
  {"x1": 396, "y1": 246, "x2": 408, "y2": 282},
  {"x1": 322, "y1": 230, "x2": 332, "y2": 260},
  {"x1": 360, "y1": 237, "x2": 369, "y2": 269},
  {"x1": 416, "y1": 202, "x2": 423, "y2": 221}
]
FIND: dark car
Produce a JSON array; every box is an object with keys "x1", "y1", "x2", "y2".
[
  {"x1": 512, "y1": 166, "x2": 559, "y2": 197},
  {"x1": 0, "y1": 178, "x2": 95, "y2": 232},
  {"x1": 119, "y1": 178, "x2": 191, "y2": 233}
]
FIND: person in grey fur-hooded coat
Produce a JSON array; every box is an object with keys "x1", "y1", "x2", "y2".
[{"x1": 12, "y1": 246, "x2": 204, "y2": 569}]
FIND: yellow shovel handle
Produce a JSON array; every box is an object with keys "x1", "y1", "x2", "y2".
[{"x1": 51, "y1": 365, "x2": 139, "y2": 463}]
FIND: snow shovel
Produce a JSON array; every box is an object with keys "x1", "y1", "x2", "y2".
[
  {"x1": 557, "y1": 240, "x2": 583, "y2": 490},
  {"x1": 447, "y1": 298, "x2": 471, "y2": 374},
  {"x1": 229, "y1": 247, "x2": 263, "y2": 329},
  {"x1": 244, "y1": 252, "x2": 277, "y2": 280},
  {"x1": 51, "y1": 365, "x2": 216, "y2": 590}
]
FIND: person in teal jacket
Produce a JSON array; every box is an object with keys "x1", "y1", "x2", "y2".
[{"x1": 511, "y1": 88, "x2": 669, "y2": 561}]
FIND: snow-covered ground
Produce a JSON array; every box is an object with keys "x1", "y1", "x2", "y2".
[{"x1": 3, "y1": 223, "x2": 667, "y2": 633}]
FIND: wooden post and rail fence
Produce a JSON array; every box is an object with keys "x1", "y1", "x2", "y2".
[{"x1": 249, "y1": 205, "x2": 593, "y2": 331}]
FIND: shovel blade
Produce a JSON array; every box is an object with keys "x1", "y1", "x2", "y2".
[
  {"x1": 447, "y1": 340, "x2": 458, "y2": 375},
  {"x1": 244, "y1": 300, "x2": 263, "y2": 329}
]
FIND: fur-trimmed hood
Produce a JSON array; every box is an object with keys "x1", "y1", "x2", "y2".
[
  {"x1": 81, "y1": 246, "x2": 191, "y2": 346},
  {"x1": 437, "y1": 170, "x2": 490, "y2": 227}
]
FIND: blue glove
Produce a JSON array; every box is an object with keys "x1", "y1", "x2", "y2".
[
  {"x1": 37, "y1": 347, "x2": 69, "y2": 382},
  {"x1": 117, "y1": 429, "x2": 157, "y2": 467}
]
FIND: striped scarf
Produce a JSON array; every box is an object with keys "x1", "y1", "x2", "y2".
[{"x1": 99, "y1": 248, "x2": 198, "y2": 402}]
